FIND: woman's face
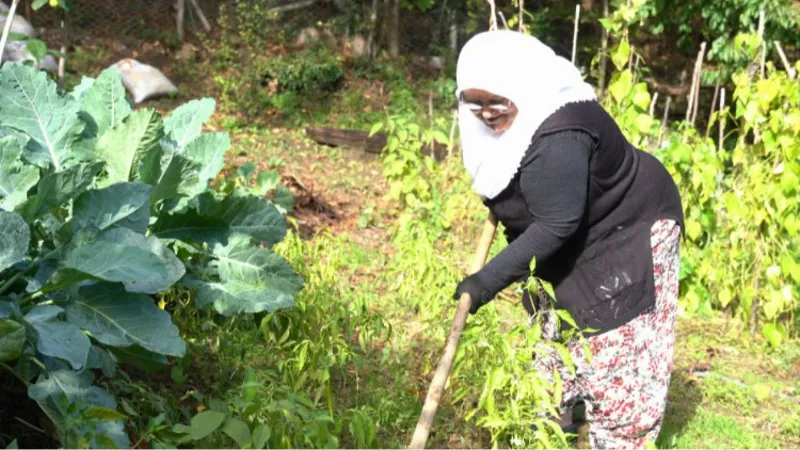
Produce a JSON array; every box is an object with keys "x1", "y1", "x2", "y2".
[{"x1": 460, "y1": 88, "x2": 519, "y2": 133}]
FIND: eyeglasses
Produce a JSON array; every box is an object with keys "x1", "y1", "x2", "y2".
[{"x1": 458, "y1": 91, "x2": 512, "y2": 115}]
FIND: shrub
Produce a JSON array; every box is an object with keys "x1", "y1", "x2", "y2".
[{"x1": 0, "y1": 63, "x2": 302, "y2": 447}]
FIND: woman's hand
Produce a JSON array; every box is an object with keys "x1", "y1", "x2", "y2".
[{"x1": 453, "y1": 273, "x2": 494, "y2": 314}]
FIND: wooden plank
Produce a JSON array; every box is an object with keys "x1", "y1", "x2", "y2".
[{"x1": 306, "y1": 126, "x2": 387, "y2": 154}]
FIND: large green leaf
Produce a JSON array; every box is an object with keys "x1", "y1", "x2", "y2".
[
  {"x1": 20, "y1": 162, "x2": 103, "y2": 222},
  {"x1": 78, "y1": 67, "x2": 132, "y2": 136},
  {"x1": 94, "y1": 109, "x2": 163, "y2": 185},
  {"x1": 72, "y1": 182, "x2": 152, "y2": 234},
  {"x1": 187, "y1": 411, "x2": 227, "y2": 440},
  {"x1": 186, "y1": 234, "x2": 302, "y2": 316},
  {"x1": 184, "y1": 132, "x2": 229, "y2": 191},
  {"x1": 140, "y1": 140, "x2": 201, "y2": 204},
  {"x1": 213, "y1": 234, "x2": 303, "y2": 292},
  {"x1": 0, "y1": 136, "x2": 39, "y2": 210},
  {"x1": 0, "y1": 63, "x2": 85, "y2": 170},
  {"x1": 163, "y1": 98, "x2": 215, "y2": 149},
  {"x1": 152, "y1": 192, "x2": 286, "y2": 247},
  {"x1": 188, "y1": 279, "x2": 295, "y2": 316},
  {"x1": 0, "y1": 319, "x2": 26, "y2": 362},
  {"x1": 28, "y1": 370, "x2": 130, "y2": 449},
  {"x1": 70, "y1": 76, "x2": 95, "y2": 101},
  {"x1": 24, "y1": 308, "x2": 91, "y2": 370},
  {"x1": 107, "y1": 344, "x2": 168, "y2": 372},
  {"x1": 64, "y1": 228, "x2": 185, "y2": 294},
  {"x1": 67, "y1": 283, "x2": 185, "y2": 356},
  {"x1": 0, "y1": 210, "x2": 30, "y2": 273}
]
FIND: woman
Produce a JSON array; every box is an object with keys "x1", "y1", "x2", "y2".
[{"x1": 452, "y1": 30, "x2": 683, "y2": 449}]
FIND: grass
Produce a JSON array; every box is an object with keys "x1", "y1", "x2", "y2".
[{"x1": 178, "y1": 126, "x2": 799, "y2": 448}]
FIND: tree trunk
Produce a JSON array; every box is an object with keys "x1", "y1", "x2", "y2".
[
  {"x1": 176, "y1": 0, "x2": 186, "y2": 42},
  {"x1": 388, "y1": 0, "x2": 400, "y2": 59},
  {"x1": 365, "y1": 0, "x2": 380, "y2": 60}
]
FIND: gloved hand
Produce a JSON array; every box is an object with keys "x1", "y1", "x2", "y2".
[{"x1": 453, "y1": 272, "x2": 494, "y2": 314}]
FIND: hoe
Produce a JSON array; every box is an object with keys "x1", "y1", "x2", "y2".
[{"x1": 408, "y1": 213, "x2": 498, "y2": 449}]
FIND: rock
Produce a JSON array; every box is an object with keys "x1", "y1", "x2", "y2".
[
  {"x1": 0, "y1": 12, "x2": 36, "y2": 38},
  {"x1": 351, "y1": 34, "x2": 367, "y2": 57},
  {"x1": 174, "y1": 42, "x2": 199, "y2": 62},
  {"x1": 1, "y1": 40, "x2": 57, "y2": 73},
  {"x1": 294, "y1": 27, "x2": 320, "y2": 47},
  {"x1": 294, "y1": 26, "x2": 337, "y2": 49},
  {"x1": 428, "y1": 56, "x2": 445, "y2": 70},
  {"x1": 113, "y1": 58, "x2": 178, "y2": 104}
]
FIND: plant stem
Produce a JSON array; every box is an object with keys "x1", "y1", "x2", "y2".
[
  {"x1": 0, "y1": 0, "x2": 22, "y2": 65},
  {"x1": 0, "y1": 361, "x2": 29, "y2": 387},
  {"x1": 0, "y1": 272, "x2": 23, "y2": 296},
  {"x1": 14, "y1": 416, "x2": 48, "y2": 436}
]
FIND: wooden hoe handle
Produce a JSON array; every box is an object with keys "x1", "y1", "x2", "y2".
[{"x1": 408, "y1": 214, "x2": 498, "y2": 449}]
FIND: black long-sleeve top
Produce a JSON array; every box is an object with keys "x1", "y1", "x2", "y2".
[{"x1": 477, "y1": 130, "x2": 594, "y2": 296}]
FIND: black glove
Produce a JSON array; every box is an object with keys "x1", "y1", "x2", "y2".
[{"x1": 453, "y1": 272, "x2": 495, "y2": 314}]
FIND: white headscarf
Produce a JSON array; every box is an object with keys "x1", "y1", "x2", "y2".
[{"x1": 455, "y1": 30, "x2": 597, "y2": 199}]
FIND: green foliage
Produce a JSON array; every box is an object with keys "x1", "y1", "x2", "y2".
[
  {"x1": 616, "y1": 0, "x2": 799, "y2": 79},
  {"x1": 212, "y1": 46, "x2": 345, "y2": 122},
  {"x1": 370, "y1": 113, "x2": 451, "y2": 228},
  {"x1": 0, "y1": 63, "x2": 301, "y2": 447},
  {"x1": 602, "y1": 28, "x2": 799, "y2": 338}
]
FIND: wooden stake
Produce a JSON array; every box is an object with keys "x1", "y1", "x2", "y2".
[
  {"x1": 686, "y1": 41, "x2": 706, "y2": 124},
  {"x1": 661, "y1": 96, "x2": 671, "y2": 129},
  {"x1": 447, "y1": 109, "x2": 458, "y2": 158},
  {"x1": 176, "y1": 0, "x2": 186, "y2": 41},
  {"x1": 498, "y1": 11, "x2": 509, "y2": 29},
  {"x1": 774, "y1": 41, "x2": 796, "y2": 79},
  {"x1": 758, "y1": 9, "x2": 766, "y2": 79},
  {"x1": 572, "y1": 4, "x2": 580, "y2": 65},
  {"x1": 408, "y1": 215, "x2": 498, "y2": 449},
  {"x1": 487, "y1": 0, "x2": 497, "y2": 31},
  {"x1": 719, "y1": 88, "x2": 725, "y2": 153},
  {"x1": 188, "y1": 0, "x2": 211, "y2": 33},
  {"x1": 649, "y1": 91, "x2": 659, "y2": 117},
  {"x1": 0, "y1": 0, "x2": 21, "y2": 65},
  {"x1": 58, "y1": 10, "x2": 67, "y2": 90},
  {"x1": 658, "y1": 95, "x2": 671, "y2": 148},
  {"x1": 706, "y1": 80, "x2": 720, "y2": 137},
  {"x1": 428, "y1": 91, "x2": 435, "y2": 156},
  {"x1": 597, "y1": 0, "x2": 609, "y2": 95},
  {"x1": 518, "y1": 0, "x2": 525, "y2": 32}
]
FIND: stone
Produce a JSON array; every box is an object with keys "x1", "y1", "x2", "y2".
[
  {"x1": 1, "y1": 40, "x2": 57, "y2": 73},
  {"x1": 0, "y1": 11, "x2": 36, "y2": 38},
  {"x1": 351, "y1": 34, "x2": 366, "y2": 57}
]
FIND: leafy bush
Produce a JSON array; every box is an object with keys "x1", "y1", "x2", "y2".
[
  {"x1": 0, "y1": 63, "x2": 302, "y2": 447},
  {"x1": 601, "y1": 27, "x2": 799, "y2": 340}
]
